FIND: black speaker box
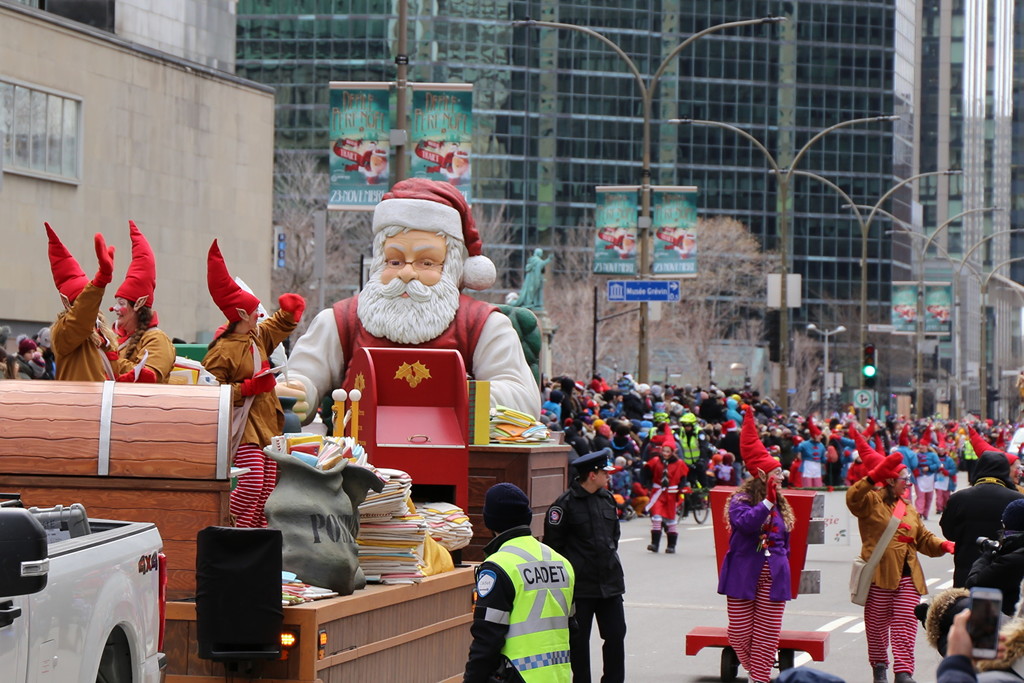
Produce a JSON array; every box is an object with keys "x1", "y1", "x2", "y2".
[{"x1": 195, "y1": 526, "x2": 283, "y2": 661}]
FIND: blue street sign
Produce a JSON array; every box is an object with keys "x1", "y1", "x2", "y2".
[{"x1": 607, "y1": 280, "x2": 681, "y2": 303}]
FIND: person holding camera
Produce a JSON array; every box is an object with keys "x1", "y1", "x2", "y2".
[
  {"x1": 848, "y1": 450, "x2": 955, "y2": 683},
  {"x1": 941, "y1": 433, "x2": 1023, "y2": 587},
  {"x1": 966, "y1": 499, "x2": 1024, "y2": 616}
]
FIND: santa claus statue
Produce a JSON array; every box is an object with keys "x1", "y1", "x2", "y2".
[{"x1": 283, "y1": 178, "x2": 540, "y2": 420}]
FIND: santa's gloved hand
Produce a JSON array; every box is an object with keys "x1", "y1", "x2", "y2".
[
  {"x1": 240, "y1": 373, "x2": 277, "y2": 397},
  {"x1": 117, "y1": 367, "x2": 157, "y2": 383},
  {"x1": 93, "y1": 233, "x2": 115, "y2": 288},
  {"x1": 278, "y1": 293, "x2": 306, "y2": 323},
  {"x1": 941, "y1": 540, "x2": 955, "y2": 555}
]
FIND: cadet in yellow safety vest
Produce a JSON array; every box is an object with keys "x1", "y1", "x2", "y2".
[{"x1": 463, "y1": 483, "x2": 575, "y2": 683}]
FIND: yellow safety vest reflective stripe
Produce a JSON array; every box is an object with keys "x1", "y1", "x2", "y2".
[{"x1": 487, "y1": 536, "x2": 574, "y2": 682}]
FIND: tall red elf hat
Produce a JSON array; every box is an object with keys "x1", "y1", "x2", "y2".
[
  {"x1": 115, "y1": 220, "x2": 156, "y2": 307},
  {"x1": 969, "y1": 426, "x2": 1005, "y2": 458},
  {"x1": 898, "y1": 424, "x2": 910, "y2": 446},
  {"x1": 920, "y1": 426, "x2": 932, "y2": 447},
  {"x1": 806, "y1": 416, "x2": 822, "y2": 438},
  {"x1": 849, "y1": 424, "x2": 885, "y2": 470},
  {"x1": 741, "y1": 404, "x2": 779, "y2": 476},
  {"x1": 650, "y1": 423, "x2": 676, "y2": 451},
  {"x1": 45, "y1": 222, "x2": 89, "y2": 305},
  {"x1": 207, "y1": 240, "x2": 261, "y2": 323},
  {"x1": 863, "y1": 417, "x2": 878, "y2": 438}
]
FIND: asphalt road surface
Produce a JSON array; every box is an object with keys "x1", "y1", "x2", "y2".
[{"x1": 586, "y1": 485, "x2": 962, "y2": 683}]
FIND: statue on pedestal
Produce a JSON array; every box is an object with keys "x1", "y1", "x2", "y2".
[{"x1": 515, "y1": 248, "x2": 553, "y2": 311}]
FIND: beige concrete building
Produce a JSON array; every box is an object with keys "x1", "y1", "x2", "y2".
[{"x1": 0, "y1": 0, "x2": 274, "y2": 344}]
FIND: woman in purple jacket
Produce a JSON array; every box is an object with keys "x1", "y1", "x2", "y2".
[{"x1": 718, "y1": 405, "x2": 795, "y2": 683}]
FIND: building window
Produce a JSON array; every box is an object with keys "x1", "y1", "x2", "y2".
[{"x1": 0, "y1": 78, "x2": 81, "y2": 182}]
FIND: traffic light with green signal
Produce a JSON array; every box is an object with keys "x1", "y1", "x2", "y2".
[{"x1": 862, "y1": 344, "x2": 877, "y2": 387}]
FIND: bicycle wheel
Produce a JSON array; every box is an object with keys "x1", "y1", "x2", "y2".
[{"x1": 691, "y1": 494, "x2": 709, "y2": 525}]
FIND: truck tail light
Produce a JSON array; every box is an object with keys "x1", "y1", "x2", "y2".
[
  {"x1": 157, "y1": 552, "x2": 167, "y2": 651},
  {"x1": 279, "y1": 630, "x2": 298, "y2": 660}
]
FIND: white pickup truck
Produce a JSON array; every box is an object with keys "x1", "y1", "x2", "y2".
[{"x1": 0, "y1": 502, "x2": 166, "y2": 683}]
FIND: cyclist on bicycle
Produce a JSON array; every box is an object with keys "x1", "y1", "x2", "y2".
[{"x1": 678, "y1": 412, "x2": 711, "y2": 491}]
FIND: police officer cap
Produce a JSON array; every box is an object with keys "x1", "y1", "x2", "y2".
[{"x1": 572, "y1": 448, "x2": 617, "y2": 475}]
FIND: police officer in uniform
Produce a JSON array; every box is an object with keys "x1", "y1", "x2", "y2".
[
  {"x1": 464, "y1": 483, "x2": 575, "y2": 683},
  {"x1": 678, "y1": 412, "x2": 710, "y2": 490},
  {"x1": 544, "y1": 449, "x2": 627, "y2": 683}
]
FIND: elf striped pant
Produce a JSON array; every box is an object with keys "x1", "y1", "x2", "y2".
[
  {"x1": 726, "y1": 563, "x2": 785, "y2": 683},
  {"x1": 864, "y1": 575, "x2": 919, "y2": 674},
  {"x1": 650, "y1": 514, "x2": 677, "y2": 534},
  {"x1": 231, "y1": 443, "x2": 277, "y2": 528}
]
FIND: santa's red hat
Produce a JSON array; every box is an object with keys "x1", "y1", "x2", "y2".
[
  {"x1": 741, "y1": 404, "x2": 779, "y2": 476},
  {"x1": 207, "y1": 240, "x2": 261, "y2": 323},
  {"x1": 898, "y1": 424, "x2": 910, "y2": 447},
  {"x1": 721, "y1": 420, "x2": 738, "y2": 432},
  {"x1": 45, "y1": 223, "x2": 89, "y2": 305},
  {"x1": 372, "y1": 178, "x2": 495, "y2": 290},
  {"x1": 115, "y1": 220, "x2": 156, "y2": 307},
  {"x1": 807, "y1": 416, "x2": 822, "y2": 438}
]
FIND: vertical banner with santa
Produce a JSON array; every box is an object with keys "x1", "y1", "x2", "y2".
[
  {"x1": 924, "y1": 282, "x2": 953, "y2": 335},
  {"x1": 593, "y1": 186, "x2": 638, "y2": 275},
  {"x1": 328, "y1": 82, "x2": 392, "y2": 210},
  {"x1": 890, "y1": 281, "x2": 917, "y2": 334},
  {"x1": 410, "y1": 83, "x2": 473, "y2": 201},
  {"x1": 651, "y1": 186, "x2": 699, "y2": 276}
]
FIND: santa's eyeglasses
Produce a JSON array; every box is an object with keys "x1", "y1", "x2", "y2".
[{"x1": 384, "y1": 258, "x2": 444, "y2": 272}]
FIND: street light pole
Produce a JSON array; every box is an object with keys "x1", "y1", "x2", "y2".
[
  {"x1": 671, "y1": 116, "x2": 898, "y2": 412},
  {"x1": 979, "y1": 256, "x2": 1024, "y2": 420},
  {"x1": 514, "y1": 16, "x2": 784, "y2": 384},
  {"x1": 807, "y1": 323, "x2": 846, "y2": 416},
  {"x1": 861, "y1": 205, "x2": 998, "y2": 415}
]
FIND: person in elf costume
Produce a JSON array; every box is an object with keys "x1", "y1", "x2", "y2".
[
  {"x1": 282, "y1": 178, "x2": 539, "y2": 422},
  {"x1": 848, "y1": 445, "x2": 954, "y2": 683},
  {"x1": 717, "y1": 404, "x2": 793, "y2": 683},
  {"x1": 44, "y1": 223, "x2": 120, "y2": 381},
  {"x1": 202, "y1": 240, "x2": 304, "y2": 528},
  {"x1": 642, "y1": 423, "x2": 688, "y2": 553},
  {"x1": 110, "y1": 221, "x2": 175, "y2": 383}
]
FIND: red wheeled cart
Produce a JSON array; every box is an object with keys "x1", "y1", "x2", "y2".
[{"x1": 684, "y1": 487, "x2": 830, "y2": 681}]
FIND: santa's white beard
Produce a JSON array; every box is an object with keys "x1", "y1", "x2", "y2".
[{"x1": 357, "y1": 268, "x2": 463, "y2": 344}]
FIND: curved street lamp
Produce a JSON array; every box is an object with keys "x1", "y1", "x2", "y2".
[
  {"x1": 671, "y1": 115, "x2": 899, "y2": 411},
  {"x1": 806, "y1": 323, "x2": 846, "y2": 415},
  {"x1": 856, "y1": 205, "x2": 1000, "y2": 415},
  {"x1": 514, "y1": 16, "x2": 785, "y2": 383}
]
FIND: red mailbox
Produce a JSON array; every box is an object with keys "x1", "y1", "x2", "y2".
[
  {"x1": 709, "y1": 487, "x2": 817, "y2": 598},
  {"x1": 345, "y1": 347, "x2": 470, "y2": 510}
]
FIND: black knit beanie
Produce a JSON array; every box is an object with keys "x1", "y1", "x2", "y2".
[{"x1": 483, "y1": 483, "x2": 533, "y2": 533}]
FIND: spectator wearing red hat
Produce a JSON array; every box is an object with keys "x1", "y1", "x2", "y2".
[
  {"x1": 847, "y1": 451, "x2": 954, "y2": 683},
  {"x1": 202, "y1": 241, "x2": 304, "y2": 528},
  {"x1": 110, "y1": 221, "x2": 175, "y2": 383},
  {"x1": 14, "y1": 336, "x2": 46, "y2": 380},
  {"x1": 642, "y1": 425, "x2": 688, "y2": 553},
  {"x1": 717, "y1": 404, "x2": 791, "y2": 683}
]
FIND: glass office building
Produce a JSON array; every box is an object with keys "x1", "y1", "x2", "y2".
[{"x1": 237, "y1": 0, "x2": 917, "y2": 387}]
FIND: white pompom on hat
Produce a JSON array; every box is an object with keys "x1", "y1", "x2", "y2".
[{"x1": 372, "y1": 178, "x2": 496, "y2": 290}]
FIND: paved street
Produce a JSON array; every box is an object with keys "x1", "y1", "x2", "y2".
[{"x1": 589, "y1": 486, "x2": 963, "y2": 683}]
